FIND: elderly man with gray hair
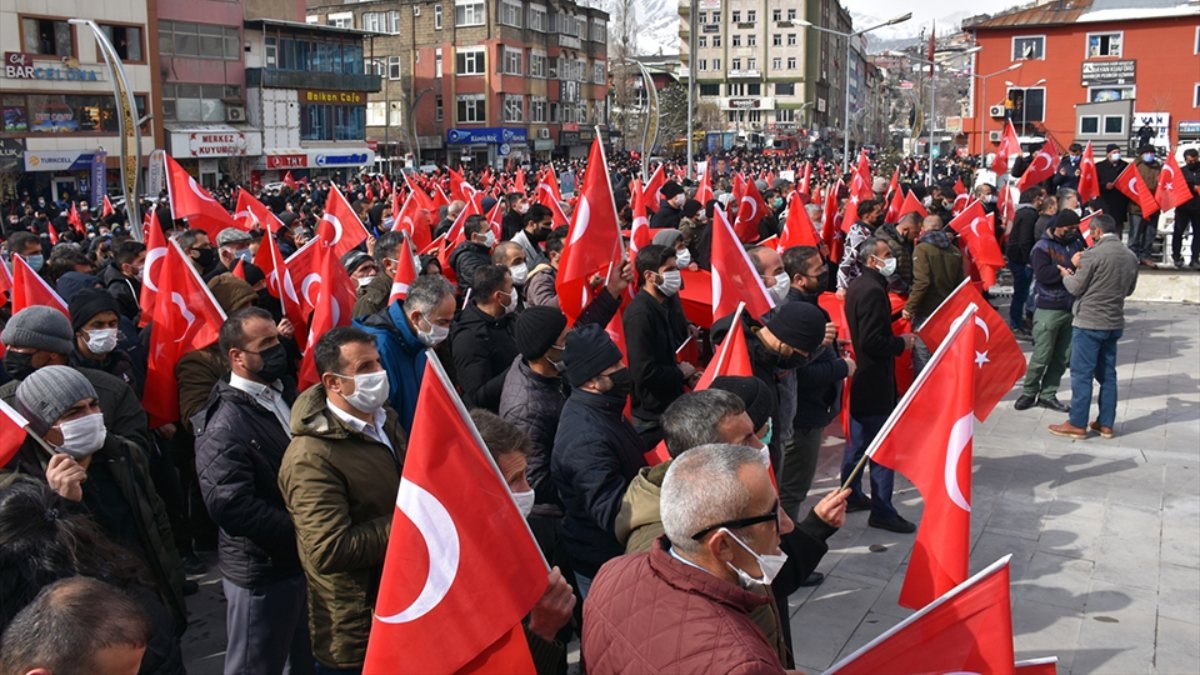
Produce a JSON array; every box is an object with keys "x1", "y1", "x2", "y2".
[{"x1": 583, "y1": 443, "x2": 793, "y2": 674}]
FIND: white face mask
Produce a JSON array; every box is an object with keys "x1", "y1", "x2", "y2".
[
  {"x1": 874, "y1": 256, "x2": 897, "y2": 279},
  {"x1": 656, "y1": 270, "x2": 682, "y2": 296},
  {"x1": 510, "y1": 262, "x2": 529, "y2": 286},
  {"x1": 480, "y1": 231, "x2": 497, "y2": 248},
  {"x1": 357, "y1": 275, "x2": 376, "y2": 288},
  {"x1": 85, "y1": 328, "x2": 119, "y2": 355},
  {"x1": 502, "y1": 287, "x2": 519, "y2": 314},
  {"x1": 720, "y1": 527, "x2": 788, "y2": 587},
  {"x1": 335, "y1": 370, "x2": 390, "y2": 414},
  {"x1": 770, "y1": 272, "x2": 790, "y2": 303},
  {"x1": 511, "y1": 488, "x2": 535, "y2": 518},
  {"x1": 414, "y1": 315, "x2": 450, "y2": 347},
  {"x1": 675, "y1": 247, "x2": 692, "y2": 268},
  {"x1": 53, "y1": 412, "x2": 107, "y2": 459}
]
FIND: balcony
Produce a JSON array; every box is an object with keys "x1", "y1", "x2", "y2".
[
  {"x1": 246, "y1": 68, "x2": 382, "y2": 93},
  {"x1": 727, "y1": 69, "x2": 762, "y2": 79},
  {"x1": 558, "y1": 34, "x2": 582, "y2": 50}
]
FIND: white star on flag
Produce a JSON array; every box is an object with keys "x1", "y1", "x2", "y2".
[{"x1": 975, "y1": 351, "x2": 990, "y2": 368}]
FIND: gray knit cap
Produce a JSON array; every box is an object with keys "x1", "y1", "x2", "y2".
[
  {"x1": 14, "y1": 365, "x2": 97, "y2": 435},
  {"x1": 1, "y1": 306, "x2": 74, "y2": 355}
]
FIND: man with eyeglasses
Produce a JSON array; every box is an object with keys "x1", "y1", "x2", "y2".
[{"x1": 584, "y1": 443, "x2": 794, "y2": 674}]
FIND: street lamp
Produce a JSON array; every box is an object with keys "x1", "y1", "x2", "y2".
[
  {"x1": 798, "y1": 12, "x2": 912, "y2": 173},
  {"x1": 887, "y1": 46, "x2": 978, "y2": 185},
  {"x1": 1004, "y1": 77, "x2": 1046, "y2": 137},
  {"x1": 973, "y1": 62, "x2": 1022, "y2": 167}
]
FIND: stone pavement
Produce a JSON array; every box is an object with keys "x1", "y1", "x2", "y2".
[{"x1": 181, "y1": 301, "x2": 1200, "y2": 674}]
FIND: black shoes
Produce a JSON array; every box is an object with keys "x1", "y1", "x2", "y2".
[
  {"x1": 798, "y1": 572, "x2": 825, "y2": 587},
  {"x1": 868, "y1": 514, "x2": 917, "y2": 534},
  {"x1": 845, "y1": 495, "x2": 871, "y2": 513},
  {"x1": 1037, "y1": 396, "x2": 1069, "y2": 413},
  {"x1": 1014, "y1": 394, "x2": 1037, "y2": 411}
]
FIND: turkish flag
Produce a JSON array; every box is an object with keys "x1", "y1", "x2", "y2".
[
  {"x1": 825, "y1": 556, "x2": 1015, "y2": 675},
  {"x1": 643, "y1": 163, "x2": 666, "y2": 211},
  {"x1": 230, "y1": 258, "x2": 246, "y2": 280},
  {"x1": 629, "y1": 178, "x2": 651, "y2": 257},
  {"x1": 695, "y1": 159, "x2": 714, "y2": 205},
  {"x1": 949, "y1": 201, "x2": 1006, "y2": 284},
  {"x1": 900, "y1": 189, "x2": 929, "y2": 220},
  {"x1": 733, "y1": 173, "x2": 770, "y2": 243},
  {"x1": 778, "y1": 191, "x2": 820, "y2": 250},
  {"x1": 164, "y1": 154, "x2": 236, "y2": 238},
  {"x1": 137, "y1": 210, "x2": 167, "y2": 326},
  {"x1": 992, "y1": 119, "x2": 1021, "y2": 176},
  {"x1": 798, "y1": 161, "x2": 812, "y2": 197},
  {"x1": 388, "y1": 236, "x2": 420, "y2": 304},
  {"x1": 235, "y1": 187, "x2": 283, "y2": 233},
  {"x1": 1155, "y1": 153, "x2": 1195, "y2": 212},
  {"x1": 394, "y1": 190, "x2": 434, "y2": 252},
  {"x1": 1077, "y1": 141, "x2": 1101, "y2": 204},
  {"x1": 1, "y1": 399, "x2": 30, "y2": 469},
  {"x1": 0, "y1": 256, "x2": 12, "y2": 300},
  {"x1": 696, "y1": 302, "x2": 753, "y2": 391},
  {"x1": 534, "y1": 169, "x2": 570, "y2": 227},
  {"x1": 514, "y1": 167, "x2": 526, "y2": 194},
  {"x1": 102, "y1": 195, "x2": 116, "y2": 220},
  {"x1": 282, "y1": 171, "x2": 297, "y2": 190},
  {"x1": 886, "y1": 184, "x2": 906, "y2": 223},
  {"x1": 430, "y1": 183, "x2": 451, "y2": 212},
  {"x1": 1078, "y1": 210, "x2": 1104, "y2": 247},
  {"x1": 848, "y1": 151, "x2": 873, "y2": 203},
  {"x1": 952, "y1": 177, "x2": 967, "y2": 196},
  {"x1": 256, "y1": 223, "x2": 308, "y2": 343},
  {"x1": 143, "y1": 241, "x2": 227, "y2": 427},
  {"x1": 449, "y1": 166, "x2": 478, "y2": 204},
  {"x1": 11, "y1": 254, "x2": 68, "y2": 316},
  {"x1": 841, "y1": 192, "x2": 861, "y2": 235},
  {"x1": 297, "y1": 242, "x2": 356, "y2": 390},
  {"x1": 677, "y1": 269, "x2": 713, "y2": 328},
  {"x1": 68, "y1": 203, "x2": 85, "y2": 235},
  {"x1": 1015, "y1": 657, "x2": 1059, "y2": 674},
  {"x1": 1017, "y1": 136, "x2": 1061, "y2": 191},
  {"x1": 404, "y1": 173, "x2": 436, "y2": 213},
  {"x1": 917, "y1": 278, "x2": 1026, "y2": 421},
  {"x1": 711, "y1": 205, "x2": 775, "y2": 323},
  {"x1": 1116, "y1": 161, "x2": 1160, "y2": 218},
  {"x1": 319, "y1": 185, "x2": 370, "y2": 259},
  {"x1": 823, "y1": 180, "x2": 844, "y2": 262},
  {"x1": 364, "y1": 356, "x2": 547, "y2": 674},
  {"x1": 485, "y1": 198, "x2": 504, "y2": 241},
  {"x1": 556, "y1": 136, "x2": 623, "y2": 325},
  {"x1": 871, "y1": 304, "x2": 976, "y2": 608}
]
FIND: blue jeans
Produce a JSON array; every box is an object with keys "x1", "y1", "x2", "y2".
[
  {"x1": 1128, "y1": 213, "x2": 1157, "y2": 259},
  {"x1": 840, "y1": 414, "x2": 898, "y2": 520},
  {"x1": 1009, "y1": 264, "x2": 1033, "y2": 329},
  {"x1": 1068, "y1": 327, "x2": 1123, "y2": 429}
]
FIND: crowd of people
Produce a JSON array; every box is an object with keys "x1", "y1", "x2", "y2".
[{"x1": 0, "y1": 134, "x2": 1176, "y2": 674}]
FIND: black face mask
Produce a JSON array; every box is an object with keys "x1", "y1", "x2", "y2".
[
  {"x1": 253, "y1": 343, "x2": 290, "y2": 383},
  {"x1": 529, "y1": 226, "x2": 551, "y2": 243},
  {"x1": 194, "y1": 248, "x2": 217, "y2": 270},
  {"x1": 3, "y1": 351, "x2": 36, "y2": 381},
  {"x1": 1056, "y1": 230, "x2": 1078, "y2": 243},
  {"x1": 605, "y1": 368, "x2": 634, "y2": 399},
  {"x1": 812, "y1": 270, "x2": 830, "y2": 293}
]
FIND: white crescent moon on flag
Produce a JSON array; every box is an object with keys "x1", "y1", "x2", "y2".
[
  {"x1": 143, "y1": 247, "x2": 167, "y2": 292},
  {"x1": 375, "y1": 479, "x2": 460, "y2": 623},
  {"x1": 1128, "y1": 177, "x2": 1138, "y2": 194},
  {"x1": 969, "y1": 217, "x2": 985, "y2": 236},
  {"x1": 322, "y1": 213, "x2": 345, "y2": 244},
  {"x1": 740, "y1": 195, "x2": 756, "y2": 221},
  {"x1": 1032, "y1": 153, "x2": 1052, "y2": 173},
  {"x1": 632, "y1": 215, "x2": 648, "y2": 231},
  {"x1": 301, "y1": 273, "x2": 321, "y2": 307},
  {"x1": 170, "y1": 292, "x2": 197, "y2": 343},
  {"x1": 569, "y1": 198, "x2": 591, "y2": 246},
  {"x1": 712, "y1": 269, "x2": 724, "y2": 312},
  {"x1": 974, "y1": 315, "x2": 990, "y2": 343},
  {"x1": 945, "y1": 413, "x2": 973, "y2": 512},
  {"x1": 187, "y1": 177, "x2": 218, "y2": 204}
]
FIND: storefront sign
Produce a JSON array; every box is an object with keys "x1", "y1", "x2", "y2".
[
  {"x1": 1179, "y1": 121, "x2": 1200, "y2": 137},
  {"x1": 4, "y1": 52, "x2": 104, "y2": 82},
  {"x1": 1081, "y1": 60, "x2": 1136, "y2": 86},
  {"x1": 91, "y1": 149, "x2": 107, "y2": 207},
  {"x1": 533, "y1": 139, "x2": 555, "y2": 151},
  {"x1": 446, "y1": 127, "x2": 528, "y2": 145},
  {"x1": 0, "y1": 137, "x2": 22, "y2": 171},
  {"x1": 267, "y1": 154, "x2": 307, "y2": 169},
  {"x1": 299, "y1": 90, "x2": 366, "y2": 105},
  {"x1": 188, "y1": 132, "x2": 248, "y2": 157},
  {"x1": 24, "y1": 150, "x2": 95, "y2": 172},
  {"x1": 313, "y1": 151, "x2": 372, "y2": 167},
  {"x1": 559, "y1": 131, "x2": 579, "y2": 145}
]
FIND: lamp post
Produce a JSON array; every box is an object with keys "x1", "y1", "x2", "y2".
[
  {"x1": 798, "y1": 12, "x2": 912, "y2": 174},
  {"x1": 887, "y1": 46, "x2": 978, "y2": 185},
  {"x1": 686, "y1": 0, "x2": 698, "y2": 179},
  {"x1": 613, "y1": 59, "x2": 660, "y2": 180},
  {"x1": 974, "y1": 63, "x2": 1023, "y2": 167}
]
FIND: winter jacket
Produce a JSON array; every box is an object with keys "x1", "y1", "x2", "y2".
[
  {"x1": 176, "y1": 345, "x2": 225, "y2": 432},
  {"x1": 69, "y1": 345, "x2": 144, "y2": 397},
  {"x1": 874, "y1": 222, "x2": 914, "y2": 294},
  {"x1": 907, "y1": 231, "x2": 964, "y2": 320},
  {"x1": 449, "y1": 302, "x2": 518, "y2": 412},
  {"x1": 582, "y1": 536, "x2": 785, "y2": 675},
  {"x1": 351, "y1": 272, "x2": 392, "y2": 319},
  {"x1": 278, "y1": 385, "x2": 405, "y2": 670},
  {"x1": 448, "y1": 240, "x2": 493, "y2": 294},
  {"x1": 355, "y1": 302, "x2": 428, "y2": 433},
  {"x1": 1006, "y1": 203, "x2": 1040, "y2": 266},
  {"x1": 1054, "y1": 154, "x2": 1083, "y2": 192},
  {"x1": 193, "y1": 378, "x2": 301, "y2": 588},
  {"x1": 1031, "y1": 230, "x2": 1087, "y2": 311},
  {"x1": 550, "y1": 389, "x2": 646, "y2": 578},
  {"x1": 524, "y1": 263, "x2": 558, "y2": 308},
  {"x1": 623, "y1": 290, "x2": 687, "y2": 425},
  {"x1": 1033, "y1": 212, "x2": 1056, "y2": 243},
  {"x1": 845, "y1": 268, "x2": 906, "y2": 417},
  {"x1": 1064, "y1": 233, "x2": 1139, "y2": 331},
  {"x1": 1129, "y1": 159, "x2": 1161, "y2": 218},
  {"x1": 650, "y1": 203, "x2": 683, "y2": 230},
  {"x1": 2, "y1": 433, "x2": 188, "y2": 632},
  {"x1": 1180, "y1": 160, "x2": 1200, "y2": 213},
  {"x1": 1096, "y1": 158, "x2": 1130, "y2": 224},
  {"x1": 499, "y1": 357, "x2": 566, "y2": 506},
  {"x1": 789, "y1": 290, "x2": 850, "y2": 430},
  {"x1": 100, "y1": 260, "x2": 142, "y2": 321}
]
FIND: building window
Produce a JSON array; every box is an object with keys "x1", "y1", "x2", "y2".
[
  {"x1": 327, "y1": 12, "x2": 353, "y2": 28},
  {"x1": 1104, "y1": 115, "x2": 1125, "y2": 134},
  {"x1": 777, "y1": 109, "x2": 795, "y2": 123},
  {"x1": 435, "y1": 95, "x2": 443, "y2": 121},
  {"x1": 21, "y1": 93, "x2": 147, "y2": 132},
  {"x1": 529, "y1": 4, "x2": 548, "y2": 32},
  {"x1": 772, "y1": 57, "x2": 781, "y2": 69},
  {"x1": 747, "y1": 34, "x2": 756, "y2": 47},
  {"x1": 731, "y1": 58, "x2": 741, "y2": 70},
  {"x1": 699, "y1": 58, "x2": 708, "y2": 70},
  {"x1": 1012, "y1": 35, "x2": 1045, "y2": 60},
  {"x1": 747, "y1": 83, "x2": 761, "y2": 95},
  {"x1": 99, "y1": 24, "x2": 143, "y2": 61},
  {"x1": 713, "y1": 58, "x2": 720, "y2": 69},
  {"x1": 388, "y1": 11, "x2": 401, "y2": 33},
  {"x1": 503, "y1": 47, "x2": 523, "y2": 75},
  {"x1": 1079, "y1": 115, "x2": 1100, "y2": 134},
  {"x1": 22, "y1": 17, "x2": 73, "y2": 57},
  {"x1": 732, "y1": 35, "x2": 741, "y2": 47},
  {"x1": 305, "y1": 15, "x2": 318, "y2": 25},
  {"x1": 530, "y1": 50, "x2": 546, "y2": 77},
  {"x1": 699, "y1": 36, "x2": 707, "y2": 47},
  {"x1": 434, "y1": 4, "x2": 443, "y2": 29},
  {"x1": 362, "y1": 12, "x2": 381, "y2": 32},
  {"x1": 787, "y1": 33, "x2": 797, "y2": 46},
  {"x1": 1007, "y1": 86, "x2": 1045, "y2": 122},
  {"x1": 503, "y1": 95, "x2": 524, "y2": 122},
  {"x1": 500, "y1": 0, "x2": 523, "y2": 27},
  {"x1": 300, "y1": 103, "x2": 366, "y2": 141},
  {"x1": 787, "y1": 8, "x2": 797, "y2": 21},
  {"x1": 435, "y1": 48, "x2": 443, "y2": 78},
  {"x1": 787, "y1": 57, "x2": 796, "y2": 69},
  {"x1": 367, "y1": 59, "x2": 386, "y2": 77},
  {"x1": 1086, "y1": 32, "x2": 1122, "y2": 58},
  {"x1": 367, "y1": 101, "x2": 386, "y2": 126},
  {"x1": 699, "y1": 83, "x2": 719, "y2": 96},
  {"x1": 455, "y1": 0, "x2": 485, "y2": 27},
  {"x1": 772, "y1": 9, "x2": 781, "y2": 22},
  {"x1": 159, "y1": 21, "x2": 240, "y2": 60},
  {"x1": 773, "y1": 34, "x2": 782, "y2": 47},
  {"x1": 531, "y1": 96, "x2": 546, "y2": 122},
  {"x1": 456, "y1": 47, "x2": 485, "y2": 75},
  {"x1": 731, "y1": 10, "x2": 741, "y2": 23},
  {"x1": 712, "y1": 35, "x2": 721, "y2": 47},
  {"x1": 747, "y1": 58, "x2": 756, "y2": 70},
  {"x1": 699, "y1": 12, "x2": 706, "y2": 24},
  {"x1": 388, "y1": 55, "x2": 402, "y2": 79},
  {"x1": 776, "y1": 82, "x2": 794, "y2": 96},
  {"x1": 457, "y1": 94, "x2": 485, "y2": 123},
  {"x1": 730, "y1": 83, "x2": 743, "y2": 96},
  {"x1": 591, "y1": 19, "x2": 606, "y2": 43},
  {"x1": 593, "y1": 61, "x2": 605, "y2": 85},
  {"x1": 746, "y1": 10, "x2": 756, "y2": 23}
]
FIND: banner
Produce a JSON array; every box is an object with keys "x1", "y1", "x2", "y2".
[{"x1": 90, "y1": 148, "x2": 107, "y2": 208}]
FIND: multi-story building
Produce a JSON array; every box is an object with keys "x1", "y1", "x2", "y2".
[
  {"x1": 803, "y1": 0, "x2": 853, "y2": 139},
  {"x1": 1, "y1": 0, "x2": 157, "y2": 202},
  {"x1": 305, "y1": 0, "x2": 609, "y2": 168}
]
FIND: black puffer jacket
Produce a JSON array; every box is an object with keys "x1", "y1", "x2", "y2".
[
  {"x1": 100, "y1": 260, "x2": 142, "y2": 321},
  {"x1": 499, "y1": 356, "x2": 565, "y2": 505},
  {"x1": 450, "y1": 302, "x2": 519, "y2": 412},
  {"x1": 193, "y1": 378, "x2": 302, "y2": 588},
  {"x1": 448, "y1": 240, "x2": 493, "y2": 294},
  {"x1": 1006, "y1": 203, "x2": 1040, "y2": 266}
]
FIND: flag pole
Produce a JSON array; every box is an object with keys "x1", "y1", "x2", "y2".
[{"x1": 839, "y1": 305, "x2": 977, "y2": 492}]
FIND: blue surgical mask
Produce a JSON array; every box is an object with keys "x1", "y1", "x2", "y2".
[
  {"x1": 24, "y1": 254, "x2": 44, "y2": 272},
  {"x1": 759, "y1": 418, "x2": 773, "y2": 447},
  {"x1": 1142, "y1": 153, "x2": 1156, "y2": 163}
]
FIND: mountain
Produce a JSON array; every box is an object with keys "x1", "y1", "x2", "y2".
[{"x1": 606, "y1": 0, "x2": 679, "y2": 55}]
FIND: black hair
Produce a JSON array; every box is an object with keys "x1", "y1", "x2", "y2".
[
  {"x1": 218, "y1": 306, "x2": 275, "y2": 354},
  {"x1": 473, "y1": 264, "x2": 511, "y2": 300},
  {"x1": 524, "y1": 203, "x2": 553, "y2": 226},
  {"x1": 113, "y1": 239, "x2": 146, "y2": 267},
  {"x1": 782, "y1": 245, "x2": 822, "y2": 279},
  {"x1": 373, "y1": 230, "x2": 406, "y2": 265},
  {"x1": 313, "y1": 325, "x2": 375, "y2": 377},
  {"x1": 463, "y1": 214, "x2": 489, "y2": 236},
  {"x1": 635, "y1": 243, "x2": 675, "y2": 281}
]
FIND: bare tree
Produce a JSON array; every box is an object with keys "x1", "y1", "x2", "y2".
[{"x1": 609, "y1": 0, "x2": 638, "y2": 150}]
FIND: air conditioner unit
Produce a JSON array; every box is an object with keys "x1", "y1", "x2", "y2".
[
  {"x1": 412, "y1": 6, "x2": 420, "y2": 16},
  {"x1": 988, "y1": 130, "x2": 1002, "y2": 142},
  {"x1": 988, "y1": 105, "x2": 1005, "y2": 118},
  {"x1": 226, "y1": 106, "x2": 246, "y2": 122},
  {"x1": 538, "y1": 128, "x2": 550, "y2": 139}
]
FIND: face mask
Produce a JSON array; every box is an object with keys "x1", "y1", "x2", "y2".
[
  {"x1": 24, "y1": 254, "x2": 44, "y2": 272},
  {"x1": 672, "y1": 195, "x2": 686, "y2": 209},
  {"x1": 809, "y1": 270, "x2": 829, "y2": 294},
  {"x1": 759, "y1": 418, "x2": 774, "y2": 448},
  {"x1": 1109, "y1": 152, "x2": 1121, "y2": 162},
  {"x1": 234, "y1": 248, "x2": 254, "y2": 262},
  {"x1": 529, "y1": 226, "x2": 551, "y2": 243},
  {"x1": 502, "y1": 287, "x2": 519, "y2": 314},
  {"x1": 875, "y1": 256, "x2": 897, "y2": 278},
  {"x1": 675, "y1": 248, "x2": 692, "y2": 268},
  {"x1": 604, "y1": 368, "x2": 634, "y2": 399},
  {"x1": 773, "y1": 198, "x2": 785, "y2": 210},
  {"x1": 1143, "y1": 153, "x2": 1156, "y2": 163},
  {"x1": 721, "y1": 528, "x2": 788, "y2": 587},
  {"x1": 481, "y1": 231, "x2": 497, "y2": 248},
  {"x1": 656, "y1": 270, "x2": 682, "y2": 296},
  {"x1": 4, "y1": 350, "x2": 36, "y2": 381},
  {"x1": 336, "y1": 370, "x2": 390, "y2": 414},
  {"x1": 357, "y1": 275, "x2": 376, "y2": 288},
  {"x1": 253, "y1": 343, "x2": 290, "y2": 383},
  {"x1": 84, "y1": 328, "x2": 119, "y2": 355},
  {"x1": 510, "y1": 263, "x2": 529, "y2": 285},
  {"x1": 414, "y1": 315, "x2": 450, "y2": 347},
  {"x1": 515, "y1": 203, "x2": 529, "y2": 214},
  {"x1": 512, "y1": 489, "x2": 535, "y2": 518},
  {"x1": 53, "y1": 412, "x2": 107, "y2": 460},
  {"x1": 1057, "y1": 230, "x2": 1078, "y2": 243},
  {"x1": 770, "y1": 272, "x2": 790, "y2": 303},
  {"x1": 194, "y1": 248, "x2": 216, "y2": 269},
  {"x1": 984, "y1": 194, "x2": 997, "y2": 204}
]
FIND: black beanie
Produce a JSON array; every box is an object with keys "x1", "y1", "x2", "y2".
[
  {"x1": 1056, "y1": 209, "x2": 1082, "y2": 228},
  {"x1": 515, "y1": 306, "x2": 567, "y2": 360},
  {"x1": 68, "y1": 288, "x2": 120, "y2": 333},
  {"x1": 660, "y1": 182, "x2": 684, "y2": 200},
  {"x1": 710, "y1": 375, "x2": 777, "y2": 431},
  {"x1": 766, "y1": 302, "x2": 827, "y2": 353},
  {"x1": 242, "y1": 261, "x2": 266, "y2": 287},
  {"x1": 563, "y1": 324, "x2": 623, "y2": 388}
]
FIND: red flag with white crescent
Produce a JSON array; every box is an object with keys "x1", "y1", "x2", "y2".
[
  {"x1": 164, "y1": 154, "x2": 236, "y2": 238},
  {"x1": 255, "y1": 223, "x2": 309, "y2": 343},
  {"x1": 643, "y1": 163, "x2": 666, "y2": 211},
  {"x1": 778, "y1": 192, "x2": 820, "y2": 250},
  {"x1": 1016, "y1": 136, "x2": 1061, "y2": 191},
  {"x1": 1077, "y1": 141, "x2": 1101, "y2": 204},
  {"x1": 296, "y1": 241, "x2": 355, "y2": 390},
  {"x1": 1155, "y1": 152, "x2": 1195, "y2": 212},
  {"x1": 0, "y1": 400, "x2": 30, "y2": 470},
  {"x1": 10, "y1": 254, "x2": 68, "y2": 316},
  {"x1": 1115, "y1": 162, "x2": 1159, "y2": 218},
  {"x1": 387, "y1": 236, "x2": 420, "y2": 305},
  {"x1": 556, "y1": 135, "x2": 623, "y2": 325},
  {"x1": 733, "y1": 174, "x2": 770, "y2": 243},
  {"x1": 991, "y1": 120, "x2": 1021, "y2": 176},
  {"x1": 319, "y1": 185, "x2": 370, "y2": 258},
  {"x1": 710, "y1": 205, "x2": 775, "y2": 323}
]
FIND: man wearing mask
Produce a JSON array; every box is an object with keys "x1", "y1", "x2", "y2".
[
  {"x1": 1096, "y1": 143, "x2": 1130, "y2": 237},
  {"x1": 551, "y1": 324, "x2": 646, "y2": 597},
  {"x1": 343, "y1": 250, "x2": 381, "y2": 291},
  {"x1": 837, "y1": 198, "x2": 884, "y2": 292},
  {"x1": 350, "y1": 230, "x2": 405, "y2": 319},
  {"x1": 194, "y1": 308, "x2": 311, "y2": 675},
  {"x1": 5, "y1": 366, "x2": 187, "y2": 633},
  {"x1": 874, "y1": 212, "x2": 919, "y2": 295},
  {"x1": 1006, "y1": 187, "x2": 1048, "y2": 335},
  {"x1": 450, "y1": 264, "x2": 520, "y2": 412},
  {"x1": 1055, "y1": 143, "x2": 1085, "y2": 192},
  {"x1": 650, "y1": 182, "x2": 686, "y2": 230},
  {"x1": 357, "y1": 275, "x2": 456, "y2": 433},
  {"x1": 749, "y1": 246, "x2": 791, "y2": 306},
  {"x1": 279, "y1": 327, "x2": 405, "y2": 674},
  {"x1": 68, "y1": 289, "x2": 143, "y2": 396},
  {"x1": 502, "y1": 192, "x2": 530, "y2": 241},
  {"x1": 178, "y1": 229, "x2": 218, "y2": 277},
  {"x1": 493, "y1": 242, "x2": 530, "y2": 298},
  {"x1": 100, "y1": 239, "x2": 146, "y2": 323},
  {"x1": 449, "y1": 214, "x2": 495, "y2": 295},
  {"x1": 842, "y1": 238, "x2": 917, "y2": 534},
  {"x1": 210, "y1": 228, "x2": 255, "y2": 281},
  {"x1": 511, "y1": 203, "x2": 554, "y2": 268},
  {"x1": 1174, "y1": 149, "x2": 1200, "y2": 269},
  {"x1": 1128, "y1": 145, "x2": 1162, "y2": 267},
  {"x1": 624, "y1": 244, "x2": 696, "y2": 445},
  {"x1": 5, "y1": 231, "x2": 47, "y2": 280},
  {"x1": 1015, "y1": 210, "x2": 1087, "y2": 413}
]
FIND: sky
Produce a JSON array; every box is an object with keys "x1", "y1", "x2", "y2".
[{"x1": 841, "y1": 0, "x2": 1022, "y2": 40}]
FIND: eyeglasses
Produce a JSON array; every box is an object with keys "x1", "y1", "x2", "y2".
[{"x1": 690, "y1": 501, "x2": 780, "y2": 541}]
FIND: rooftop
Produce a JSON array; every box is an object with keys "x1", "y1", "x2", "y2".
[{"x1": 964, "y1": 0, "x2": 1200, "y2": 29}]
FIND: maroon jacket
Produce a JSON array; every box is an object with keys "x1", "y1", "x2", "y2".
[{"x1": 583, "y1": 536, "x2": 785, "y2": 674}]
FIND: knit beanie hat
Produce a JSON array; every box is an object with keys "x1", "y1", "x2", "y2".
[
  {"x1": 342, "y1": 250, "x2": 373, "y2": 277},
  {"x1": 1056, "y1": 209, "x2": 1082, "y2": 228},
  {"x1": 56, "y1": 272, "x2": 102, "y2": 304},
  {"x1": 515, "y1": 306, "x2": 567, "y2": 360},
  {"x1": 206, "y1": 273, "x2": 257, "y2": 313},
  {"x1": 710, "y1": 375, "x2": 777, "y2": 431},
  {"x1": 68, "y1": 288, "x2": 120, "y2": 333},
  {"x1": 241, "y1": 261, "x2": 266, "y2": 288},
  {"x1": 659, "y1": 182, "x2": 684, "y2": 200},
  {"x1": 563, "y1": 324, "x2": 623, "y2": 388},
  {"x1": 1, "y1": 306, "x2": 74, "y2": 355},
  {"x1": 14, "y1": 365, "x2": 96, "y2": 435},
  {"x1": 651, "y1": 229, "x2": 683, "y2": 248},
  {"x1": 682, "y1": 199, "x2": 703, "y2": 219},
  {"x1": 765, "y1": 302, "x2": 827, "y2": 353}
]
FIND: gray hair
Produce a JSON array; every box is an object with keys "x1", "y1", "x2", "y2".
[
  {"x1": 1057, "y1": 187, "x2": 1079, "y2": 209},
  {"x1": 403, "y1": 274, "x2": 454, "y2": 315},
  {"x1": 1091, "y1": 213, "x2": 1118, "y2": 235},
  {"x1": 661, "y1": 443, "x2": 761, "y2": 554},
  {"x1": 857, "y1": 235, "x2": 887, "y2": 260},
  {"x1": 662, "y1": 390, "x2": 746, "y2": 458}
]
